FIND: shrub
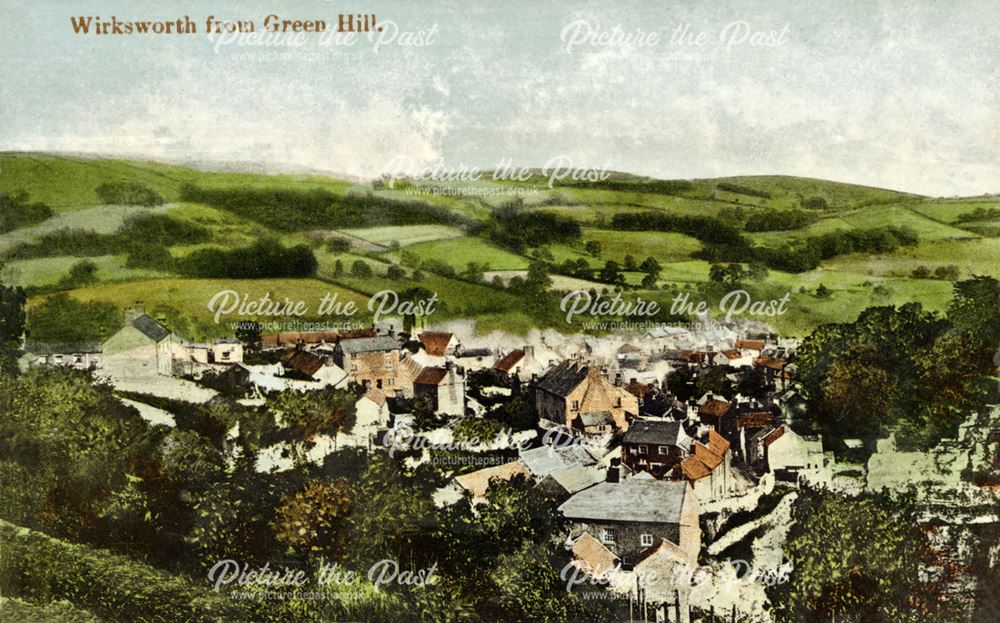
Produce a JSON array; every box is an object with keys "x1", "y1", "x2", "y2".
[{"x1": 95, "y1": 181, "x2": 164, "y2": 206}]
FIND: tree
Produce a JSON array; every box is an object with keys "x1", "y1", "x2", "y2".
[
  {"x1": 272, "y1": 478, "x2": 352, "y2": 557},
  {"x1": 815, "y1": 284, "x2": 833, "y2": 298},
  {"x1": 801, "y1": 195, "x2": 829, "y2": 210},
  {"x1": 27, "y1": 294, "x2": 120, "y2": 343},
  {"x1": 584, "y1": 240, "x2": 602, "y2": 257},
  {"x1": 386, "y1": 265, "x2": 406, "y2": 280},
  {"x1": 350, "y1": 260, "x2": 373, "y2": 278},
  {"x1": 770, "y1": 489, "x2": 953, "y2": 622},
  {"x1": 266, "y1": 387, "x2": 356, "y2": 454},
  {"x1": 598, "y1": 260, "x2": 624, "y2": 286},
  {"x1": 58, "y1": 260, "x2": 99, "y2": 288},
  {"x1": 0, "y1": 283, "x2": 26, "y2": 347},
  {"x1": 333, "y1": 259, "x2": 345, "y2": 276},
  {"x1": 234, "y1": 320, "x2": 262, "y2": 348},
  {"x1": 639, "y1": 256, "x2": 662, "y2": 276},
  {"x1": 623, "y1": 254, "x2": 637, "y2": 272}
]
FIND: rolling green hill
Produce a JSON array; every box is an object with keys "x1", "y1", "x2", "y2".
[{"x1": 2, "y1": 152, "x2": 995, "y2": 337}]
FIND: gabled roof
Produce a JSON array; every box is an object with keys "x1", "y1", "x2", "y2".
[
  {"x1": 708, "y1": 429, "x2": 730, "y2": 455},
  {"x1": 550, "y1": 466, "x2": 606, "y2": 495},
  {"x1": 624, "y1": 420, "x2": 688, "y2": 448},
  {"x1": 362, "y1": 386, "x2": 387, "y2": 406},
  {"x1": 559, "y1": 480, "x2": 688, "y2": 524},
  {"x1": 494, "y1": 349, "x2": 525, "y2": 372},
  {"x1": 537, "y1": 361, "x2": 589, "y2": 397},
  {"x1": 679, "y1": 455, "x2": 712, "y2": 480},
  {"x1": 338, "y1": 335, "x2": 398, "y2": 354},
  {"x1": 694, "y1": 443, "x2": 723, "y2": 470},
  {"x1": 571, "y1": 532, "x2": 618, "y2": 576},
  {"x1": 519, "y1": 444, "x2": 599, "y2": 477},
  {"x1": 414, "y1": 367, "x2": 449, "y2": 386},
  {"x1": 280, "y1": 349, "x2": 325, "y2": 377},
  {"x1": 132, "y1": 314, "x2": 170, "y2": 342},
  {"x1": 735, "y1": 339, "x2": 766, "y2": 351},
  {"x1": 418, "y1": 332, "x2": 453, "y2": 356}
]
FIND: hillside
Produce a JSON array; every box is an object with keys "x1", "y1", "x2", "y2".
[{"x1": 1, "y1": 152, "x2": 995, "y2": 338}]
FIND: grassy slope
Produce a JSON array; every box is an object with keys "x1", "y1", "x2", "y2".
[{"x1": 5, "y1": 153, "x2": 997, "y2": 337}]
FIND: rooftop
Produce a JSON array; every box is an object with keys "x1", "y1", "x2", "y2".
[
  {"x1": 338, "y1": 335, "x2": 399, "y2": 354},
  {"x1": 559, "y1": 480, "x2": 688, "y2": 524}
]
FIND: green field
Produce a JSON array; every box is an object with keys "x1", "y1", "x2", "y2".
[
  {"x1": 4, "y1": 153, "x2": 997, "y2": 338},
  {"x1": 34, "y1": 278, "x2": 372, "y2": 340},
  {"x1": 390, "y1": 236, "x2": 530, "y2": 271},
  {"x1": 342, "y1": 224, "x2": 465, "y2": 247},
  {"x1": 2, "y1": 255, "x2": 168, "y2": 288}
]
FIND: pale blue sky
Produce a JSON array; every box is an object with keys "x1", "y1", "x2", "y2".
[{"x1": 1, "y1": 0, "x2": 997, "y2": 195}]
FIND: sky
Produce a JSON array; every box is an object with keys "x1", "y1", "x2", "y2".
[{"x1": 1, "y1": 0, "x2": 998, "y2": 196}]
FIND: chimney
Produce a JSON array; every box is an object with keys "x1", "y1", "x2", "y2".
[
  {"x1": 523, "y1": 345, "x2": 534, "y2": 358},
  {"x1": 607, "y1": 462, "x2": 620, "y2": 483},
  {"x1": 124, "y1": 302, "x2": 146, "y2": 322},
  {"x1": 614, "y1": 372, "x2": 622, "y2": 387}
]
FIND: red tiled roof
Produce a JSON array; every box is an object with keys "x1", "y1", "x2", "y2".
[
  {"x1": 419, "y1": 332, "x2": 453, "y2": 356},
  {"x1": 699, "y1": 399, "x2": 731, "y2": 419},
  {"x1": 762, "y1": 426, "x2": 785, "y2": 448},
  {"x1": 571, "y1": 533, "x2": 618, "y2": 576},
  {"x1": 279, "y1": 349, "x2": 324, "y2": 377},
  {"x1": 679, "y1": 456, "x2": 712, "y2": 480},
  {"x1": 708, "y1": 429, "x2": 731, "y2": 455},
  {"x1": 694, "y1": 443, "x2": 723, "y2": 470},
  {"x1": 736, "y1": 339, "x2": 766, "y2": 351},
  {"x1": 414, "y1": 367, "x2": 449, "y2": 385},
  {"x1": 755, "y1": 355, "x2": 786, "y2": 370},
  {"x1": 494, "y1": 349, "x2": 525, "y2": 373}
]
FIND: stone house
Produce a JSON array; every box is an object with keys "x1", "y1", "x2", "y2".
[{"x1": 535, "y1": 361, "x2": 638, "y2": 433}]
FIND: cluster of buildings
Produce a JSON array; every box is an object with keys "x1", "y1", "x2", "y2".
[{"x1": 23, "y1": 304, "x2": 837, "y2": 613}]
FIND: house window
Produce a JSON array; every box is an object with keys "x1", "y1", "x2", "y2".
[
  {"x1": 351, "y1": 364, "x2": 358, "y2": 371},
  {"x1": 658, "y1": 446, "x2": 669, "y2": 456},
  {"x1": 600, "y1": 528, "x2": 617, "y2": 545},
  {"x1": 388, "y1": 378, "x2": 394, "y2": 386},
  {"x1": 639, "y1": 444, "x2": 648, "y2": 454},
  {"x1": 615, "y1": 397, "x2": 622, "y2": 407},
  {"x1": 221, "y1": 351, "x2": 230, "y2": 360},
  {"x1": 629, "y1": 446, "x2": 637, "y2": 455},
  {"x1": 386, "y1": 363, "x2": 394, "y2": 372},
  {"x1": 640, "y1": 534, "x2": 654, "y2": 547},
  {"x1": 571, "y1": 400, "x2": 579, "y2": 411}
]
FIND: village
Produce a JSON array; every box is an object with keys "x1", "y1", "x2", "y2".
[{"x1": 16, "y1": 300, "x2": 911, "y2": 622}]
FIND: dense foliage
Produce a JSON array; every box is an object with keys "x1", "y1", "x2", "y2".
[
  {"x1": 769, "y1": 488, "x2": 955, "y2": 622},
  {"x1": 178, "y1": 239, "x2": 318, "y2": 279},
  {"x1": 96, "y1": 181, "x2": 165, "y2": 206},
  {"x1": 795, "y1": 277, "x2": 1000, "y2": 449},
  {"x1": 0, "y1": 191, "x2": 53, "y2": 232},
  {"x1": 180, "y1": 184, "x2": 473, "y2": 231}
]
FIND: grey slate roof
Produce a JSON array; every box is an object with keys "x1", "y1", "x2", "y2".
[
  {"x1": 338, "y1": 335, "x2": 398, "y2": 354},
  {"x1": 559, "y1": 480, "x2": 688, "y2": 524},
  {"x1": 536, "y1": 361, "x2": 589, "y2": 397},
  {"x1": 25, "y1": 341, "x2": 102, "y2": 355},
  {"x1": 550, "y1": 466, "x2": 606, "y2": 495},
  {"x1": 132, "y1": 315, "x2": 171, "y2": 342},
  {"x1": 520, "y1": 444, "x2": 599, "y2": 477},
  {"x1": 624, "y1": 420, "x2": 687, "y2": 447}
]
